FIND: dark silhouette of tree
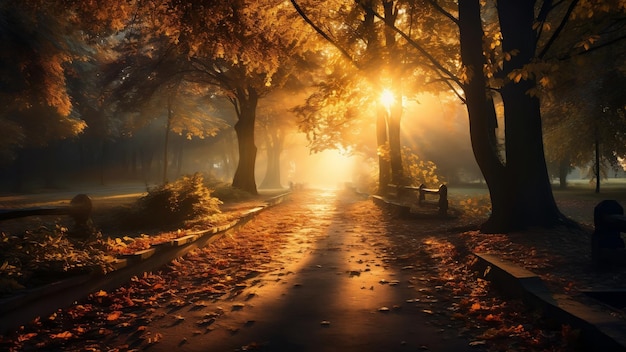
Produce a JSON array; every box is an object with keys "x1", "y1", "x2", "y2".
[
  {"x1": 543, "y1": 51, "x2": 626, "y2": 190},
  {"x1": 0, "y1": 1, "x2": 89, "y2": 163},
  {"x1": 293, "y1": 0, "x2": 626, "y2": 232}
]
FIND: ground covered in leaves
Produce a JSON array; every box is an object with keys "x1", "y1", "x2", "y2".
[{"x1": 2, "y1": 188, "x2": 618, "y2": 351}]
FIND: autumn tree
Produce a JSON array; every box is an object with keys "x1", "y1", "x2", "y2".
[
  {"x1": 114, "y1": 1, "x2": 311, "y2": 194},
  {"x1": 291, "y1": 0, "x2": 448, "y2": 194},
  {"x1": 23, "y1": 0, "x2": 312, "y2": 193},
  {"x1": 0, "y1": 1, "x2": 88, "y2": 164},
  {"x1": 293, "y1": 0, "x2": 626, "y2": 231},
  {"x1": 543, "y1": 48, "x2": 626, "y2": 190},
  {"x1": 257, "y1": 89, "x2": 303, "y2": 189}
]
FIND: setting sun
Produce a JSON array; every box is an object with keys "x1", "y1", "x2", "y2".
[{"x1": 380, "y1": 88, "x2": 395, "y2": 109}]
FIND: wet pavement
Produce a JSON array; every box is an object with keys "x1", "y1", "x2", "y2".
[
  {"x1": 112, "y1": 189, "x2": 478, "y2": 351},
  {"x1": 2, "y1": 189, "x2": 485, "y2": 351}
]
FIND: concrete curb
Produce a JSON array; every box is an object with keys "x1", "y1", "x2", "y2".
[
  {"x1": 474, "y1": 253, "x2": 626, "y2": 351},
  {"x1": 0, "y1": 192, "x2": 291, "y2": 335}
]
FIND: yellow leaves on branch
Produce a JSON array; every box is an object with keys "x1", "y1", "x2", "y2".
[
  {"x1": 459, "y1": 65, "x2": 474, "y2": 84},
  {"x1": 503, "y1": 49, "x2": 519, "y2": 62},
  {"x1": 575, "y1": 35, "x2": 601, "y2": 51},
  {"x1": 507, "y1": 69, "x2": 528, "y2": 84},
  {"x1": 505, "y1": 61, "x2": 558, "y2": 90}
]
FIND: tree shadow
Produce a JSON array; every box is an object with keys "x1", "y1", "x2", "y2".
[{"x1": 200, "y1": 189, "x2": 480, "y2": 352}]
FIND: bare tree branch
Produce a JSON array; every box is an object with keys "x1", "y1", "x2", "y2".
[
  {"x1": 538, "y1": 0, "x2": 579, "y2": 59},
  {"x1": 425, "y1": 0, "x2": 458, "y2": 25},
  {"x1": 290, "y1": 0, "x2": 361, "y2": 69}
]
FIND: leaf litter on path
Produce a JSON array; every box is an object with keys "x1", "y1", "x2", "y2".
[{"x1": 0, "y1": 190, "x2": 601, "y2": 351}]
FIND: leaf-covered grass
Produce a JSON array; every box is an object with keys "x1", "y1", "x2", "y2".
[
  {"x1": 0, "y1": 226, "x2": 115, "y2": 296},
  {"x1": 0, "y1": 173, "x2": 230, "y2": 297}
]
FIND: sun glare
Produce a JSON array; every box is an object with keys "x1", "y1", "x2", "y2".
[
  {"x1": 299, "y1": 150, "x2": 354, "y2": 190},
  {"x1": 380, "y1": 89, "x2": 395, "y2": 109}
]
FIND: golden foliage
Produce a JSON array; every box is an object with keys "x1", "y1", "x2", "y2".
[
  {"x1": 401, "y1": 146, "x2": 442, "y2": 186},
  {"x1": 456, "y1": 195, "x2": 492, "y2": 219}
]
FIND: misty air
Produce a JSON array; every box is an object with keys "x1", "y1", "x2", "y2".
[{"x1": 0, "y1": 1, "x2": 625, "y2": 351}]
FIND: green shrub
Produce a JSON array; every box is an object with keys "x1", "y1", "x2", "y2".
[{"x1": 125, "y1": 173, "x2": 222, "y2": 230}]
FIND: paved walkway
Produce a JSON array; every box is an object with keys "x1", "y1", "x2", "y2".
[{"x1": 110, "y1": 189, "x2": 480, "y2": 351}]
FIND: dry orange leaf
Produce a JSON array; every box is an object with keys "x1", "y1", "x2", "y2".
[
  {"x1": 17, "y1": 333, "x2": 37, "y2": 342},
  {"x1": 50, "y1": 331, "x2": 73, "y2": 339},
  {"x1": 484, "y1": 314, "x2": 500, "y2": 321},
  {"x1": 106, "y1": 311, "x2": 122, "y2": 321}
]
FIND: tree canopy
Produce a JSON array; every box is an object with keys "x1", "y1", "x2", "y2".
[{"x1": 3, "y1": 0, "x2": 626, "y2": 231}]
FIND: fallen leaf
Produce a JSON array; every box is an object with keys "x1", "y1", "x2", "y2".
[
  {"x1": 17, "y1": 333, "x2": 37, "y2": 342},
  {"x1": 106, "y1": 311, "x2": 122, "y2": 321},
  {"x1": 50, "y1": 331, "x2": 72, "y2": 339},
  {"x1": 469, "y1": 340, "x2": 486, "y2": 346}
]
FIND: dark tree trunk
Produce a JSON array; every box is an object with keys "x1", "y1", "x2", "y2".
[
  {"x1": 559, "y1": 157, "x2": 569, "y2": 189},
  {"x1": 457, "y1": 0, "x2": 563, "y2": 232},
  {"x1": 218, "y1": 132, "x2": 237, "y2": 181},
  {"x1": 175, "y1": 137, "x2": 184, "y2": 178},
  {"x1": 497, "y1": 0, "x2": 561, "y2": 228},
  {"x1": 459, "y1": 0, "x2": 509, "y2": 232},
  {"x1": 594, "y1": 126, "x2": 601, "y2": 193},
  {"x1": 388, "y1": 101, "x2": 403, "y2": 185},
  {"x1": 163, "y1": 98, "x2": 173, "y2": 184},
  {"x1": 140, "y1": 142, "x2": 155, "y2": 185},
  {"x1": 376, "y1": 106, "x2": 391, "y2": 195},
  {"x1": 383, "y1": 0, "x2": 404, "y2": 186},
  {"x1": 231, "y1": 86, "x2": 259, "y2": 195},
  {"x1": 260, "y1": 127, "x2": 284, "y2": 189}
]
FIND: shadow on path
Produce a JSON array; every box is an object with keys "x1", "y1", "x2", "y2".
[{"x1": 172, "y1": 189, "x2": 479, "y2": 352}]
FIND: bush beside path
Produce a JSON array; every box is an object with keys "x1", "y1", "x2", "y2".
[{"x1": 1, "y1": 188, "x2": 603, "y2": 351}]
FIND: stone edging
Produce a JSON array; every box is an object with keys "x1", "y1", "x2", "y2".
[
  {"x1": 474, "y1": 253, "x2": 626, "y2": 351},
  {"x1": 0, "y1": 192, "x2": 290, "y2": 335}
]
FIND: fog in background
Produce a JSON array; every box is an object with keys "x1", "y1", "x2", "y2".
[{"x1": 0, "y1": 93, "x2": 481, "y2": 194}]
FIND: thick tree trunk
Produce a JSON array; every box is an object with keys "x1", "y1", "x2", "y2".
[
  {"x1": 497, "y1": 0, "x2": 561, "y2": 228},
  {"x1": 231, "y1": 87, "x2": 259, "y2": 195},
  {"x1": 219, "y1": 132, "x2": 236, "y2": 181},
  {"x1": 388, "y1": 102, "x2": 403, "y2": 185},
  {"x1": 559, "y1": 157, "x2": 569, "y2": 188},
  {"x1": 594, "y1": 130, "x2": 601, "y2": 193},
  {"x1": 458, "y1": 0, "x2": 509, "y2": 232},
  {"x1": 376, "y1": 106, "x2": 391, "y2": 195},
  {"x1": 260, "y1": 129, "x2": 284, "y2": 189},
  {"x1": 383, "y1": 0, "x2": 404, "y2": 186},
  {"x1": 175, "y1": 137, "x2": 184, "y2": 178},
  {"x1": 163, "y1": 102, "x2": 172, "y2": 184}
]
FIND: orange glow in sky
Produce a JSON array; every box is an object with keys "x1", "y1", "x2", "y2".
[{"x1": 291, "y1": 150, "x2": 355, "y2": 190}]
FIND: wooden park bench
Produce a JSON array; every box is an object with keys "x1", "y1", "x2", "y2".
[{"x1": 387, "y1": 183, "x2": 448, "y2": 216}]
